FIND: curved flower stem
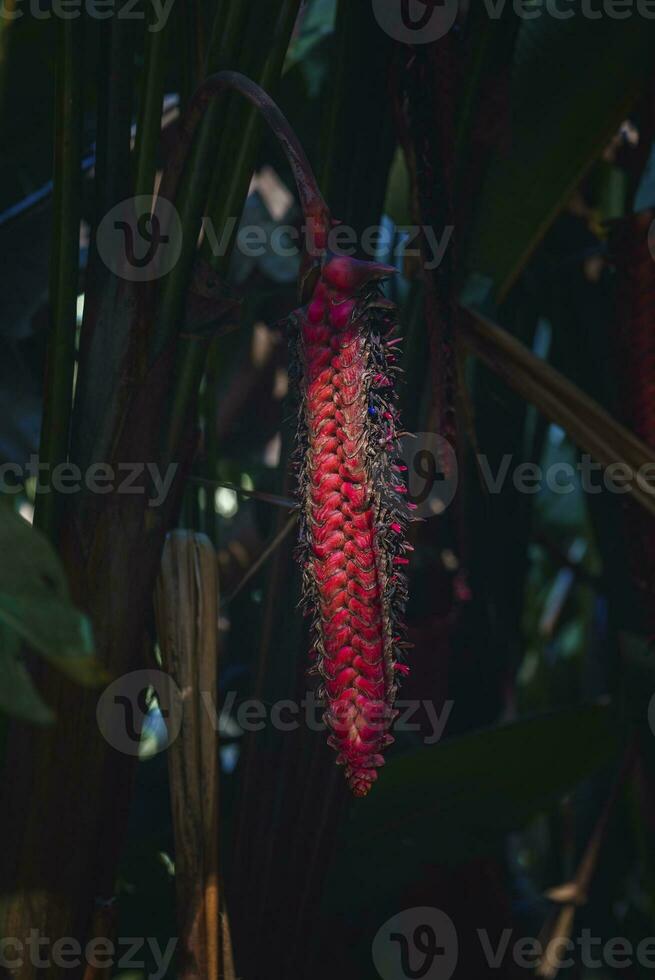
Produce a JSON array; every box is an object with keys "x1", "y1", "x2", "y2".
[
  {"x1": 163, "y1": 69, "x2": 330, "y2": 249},
  {"x1": 153, "y1": 69, "x2": 330, "y2": 363},
  {"x1": 154, "y1": 67, "x2": 328, "y2": 467}
]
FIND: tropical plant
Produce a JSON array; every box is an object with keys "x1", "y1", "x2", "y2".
[{"x1": 2, "y1": 3, "x2": 655, "y2": 979}]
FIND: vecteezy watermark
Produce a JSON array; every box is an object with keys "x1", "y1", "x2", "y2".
[
  {"x1": 97, "y1": 195, "x2": 183, "y2": 282},
  {"x1": 0, "y1": 456, "x2": 178, "y2": 507},
  {"x1": 477, "y1": 453, "x2": 655, "y2": 498},
  {"x1": 97, "y1": 670, "x2": 455, "y2": 755},
  {"x1": 394, "y1": 435, "x2": 655, "y2": 519},
  {"x1": 482, "y1": 0, "x2": 655, "y2": 20},
  {"x1": 214, "y1": 691, "x2": 453, "y2": 744},
  {"x1": 482, "y1": 928, "x2": 655, "y2": 971},
  {"x1": 0, "y1": 0, "x2": 176, "y2": 32},
  {"x1": 372, "y1": 0, "x2": 459, "y2": 43},
  {"x1": 397, "y1": 432, "x2": 458, "y2": 519},
  {"x1": 94, "y1": 194, "x2": 454, "y2": 282},
  {"x1": 372, "y1": 907, "x2": 459, "y2": 980},
  {"x1": 97, "y1": 669, "x2": 184, "y2": 756},
  {"x1": 372, "y1": 0, "x2": 655, "y2": 42},
  {"x1": 0, "y1": 931, "x2": 177, "y2": 979},
  {"x1": 372, "y1": 908, "x2": 655, "y2": 978},
  {"x1": 203, "y1": 217, "x2": 454, "y2": 270}
]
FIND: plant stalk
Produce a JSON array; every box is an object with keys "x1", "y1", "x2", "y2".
[
  {"x1": 133, "y1": 4, "x2": 173, "y2": 200},
  {"x1": 35, "y1": 15, "x2": 84, "y2": 539}
]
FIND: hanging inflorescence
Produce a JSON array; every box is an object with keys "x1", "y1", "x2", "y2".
[
  {"x1": 185, "y1": 72, "x2": 413, "y2": 796},
  {"x1": 290, "y1": 254, "x2": 412, "y2": 797}
]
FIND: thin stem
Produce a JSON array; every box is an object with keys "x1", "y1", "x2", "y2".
[
  {"x1": 157, "y1": 56, "x2": 325, "y2": 468},
  {"x1": 188, "y1": 477, "x2": 295, "y2": 511},
  {"x1": 537, "y1": 741, "x2": 638, "y2": 979},
  {"x1": 220, "y1": 513, "x2": 298, "y2": 609},
  {"x1": 201, "y1": 2, "x2": 301, "y2": 266},
  {"x1": 154, "y1": 63, "x2": 327, "y2": 354},
  {"x1": 190, "y1": 71, "x2": 329, "y2": 231},
  {"x1": 35, "y1": 16, "x2": 84, "y2": 539},
  {"x1": 151, "y1": 4, "x2": 304, "y2": 478},
  {"x1": 155, "y1": 70, "x2": 327, "y2": 339},
  {"x1": 206, "y1": 0, "x2": 247, "y2": 69},
  {"x1": 133, "y1": 6, "x2": 173, "y2": 200},
  {"x1": 146, "y1": 0, "x2": 254, "y2": 371}
]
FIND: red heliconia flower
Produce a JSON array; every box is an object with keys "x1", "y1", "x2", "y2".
[
  {"x1": 176, "y1": 71, "x2": 412, "y2": 795},
  {"x1": 291, "y1": 254, "x2": 411, "y2": 797}
]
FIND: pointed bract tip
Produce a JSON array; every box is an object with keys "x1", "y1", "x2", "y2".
[{"x1": 322, "y1": 255, "x2": 397, "y2": 293}]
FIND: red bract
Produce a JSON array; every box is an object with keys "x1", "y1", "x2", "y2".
[{"x1": 292, "y1": 254, "x2": 410, "y2": 797}]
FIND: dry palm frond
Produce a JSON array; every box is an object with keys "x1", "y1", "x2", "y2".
[
  {"x1": 155, "y1": 531, "x2": 235, "y2": 980},
  {"x1": 536, "y1": 743, "x2": 636, "y2": 979}
]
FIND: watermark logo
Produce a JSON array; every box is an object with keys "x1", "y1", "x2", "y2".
[
  {"x1": 388, "y1": 437, "x2": 655, "y2": 519},
  {"x1": 372, "y1": 914, "x2": 655, "y2": 975},
  {"x1": 0, "y1": 931, "x2": 177, "y2": 980},
  {"x1": 96, "y1": 195, "x2": 182, "y2": 282},
  {"x1": 0, "y1": 1, "x2": 176, "y2": 32},
  {"x1": 96, "y1": 669, "x2": 183, "y2": 756},
  {"x1": 0, "y1": 456, "x2": 178, "y2": 507},
  {"x1": 371, "y1": 0, "x2": 655, "y2": 39},
  {"x1": 372, "y1": 907, "x2": 458, "y2": 980},
  {"x1": 372, "y1": 0, "x2": 459, "y2": 43},
  {"x1": 398, "y1": 432, "x2": 458, "y2": 519},
  {"x1": 97, "y1": 677, "x2": 454, "y2": 755},
  {"x1": 95, "y1": 197, "x2": 453, "y2": 281}
]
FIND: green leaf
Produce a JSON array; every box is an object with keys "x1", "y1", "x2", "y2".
[
  {"x1": 384, "y1": 148, "x2": 412, "y2": 227},
  {"x1": 284, "y1": 0, "x2": 337, "y2": 71},
  {"x1": 344, "y1": 701, "x2": 618, "y2": 870},
  {"x1": 324, "y1": 704, "x2": 618, "y2": 918},
  {"x1": 0, "y1": 625, "x2": 54, "y2": 724},
  {"x1": 466, "y1": 11, "x2": 655, "y2": 299},
  {"x1": 0, "y1": 505, "x2": 103, "y2": 686},
  {"x1": 0, "y1": 503, "x2": 69, "y2": 599},
  {"x1": 0, "y1": 595, "x2": 97, "y2": 685}
]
